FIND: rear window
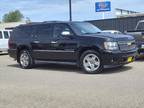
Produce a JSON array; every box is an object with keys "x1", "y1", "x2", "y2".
[
  {"x1": 12, "y1": 27, "x2": 25, "y2": 39},
  {"x1": 3, "y1": 31, "x2": 9, "y2": 39},
  {"x1": 0, "y1": 31, "x2": 2, "y2": 39},
  {"x1": 22, "y1": 26, "x2": 32, "y2": 35}
]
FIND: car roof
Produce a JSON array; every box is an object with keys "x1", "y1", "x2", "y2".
[
  {"x1": 19, "y1": 21, "x2": 84, "y2": 27},
  {"x1": 102, "y1": 30, "x2": 120, "y2": 32}
]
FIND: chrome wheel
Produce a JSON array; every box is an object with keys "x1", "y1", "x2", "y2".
[
  {"x1": 20, "y1": 52, "x2": 29, "y2": 67},
  {"x1": 83, "y1": 54, "x2": 100, "y2": 72}
]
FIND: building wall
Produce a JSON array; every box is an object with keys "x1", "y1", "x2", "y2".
[
  {"x1": 0, "y1": 22, "x2": 26, "y2": 30},
  {"x1": 89, "y1": 16, "x2": 144, "y2": 32}
]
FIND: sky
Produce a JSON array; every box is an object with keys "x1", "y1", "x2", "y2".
[{"x1": 0, "y1": 0, "x2": 144, "y2": 22}]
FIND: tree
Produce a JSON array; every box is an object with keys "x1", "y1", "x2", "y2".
[{"x1": 2, "y1": 10, "x2": 24, "y2": 23}]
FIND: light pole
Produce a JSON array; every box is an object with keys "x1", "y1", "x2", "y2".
[{"x1": 69, "y1": 0, "x2": 72, "y2": 21}]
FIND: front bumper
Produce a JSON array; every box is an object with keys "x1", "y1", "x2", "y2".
[{"x1": 102, "y1": 50, "x2": 136, "y2": 67}]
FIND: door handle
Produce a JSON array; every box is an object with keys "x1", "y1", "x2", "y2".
[
  {"x1": 31, "y1": 35, "x2": 38, "y2": 38},
  {"x1": 51, "y1": 41, "x2": 57, "y2": 44},
  {"x1": 33, "y1": 41, "x2": 40, "y2": 44}
]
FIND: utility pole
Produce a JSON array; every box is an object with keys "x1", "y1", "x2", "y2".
[{"x1": 69, "y1": 0, "x2": 72, "y2": 21}]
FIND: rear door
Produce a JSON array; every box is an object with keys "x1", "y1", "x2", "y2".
[{"x1": 31, "y1": 24, "x2": 54, "y2": 60}]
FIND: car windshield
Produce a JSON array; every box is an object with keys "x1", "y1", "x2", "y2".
[{"x1": 72, "y1": 22, "x2": 101, "y2": 35}]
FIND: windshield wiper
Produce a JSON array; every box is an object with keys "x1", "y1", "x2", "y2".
[{"x1": 83, "y1": 32, "x2": 101, "y2": 35}]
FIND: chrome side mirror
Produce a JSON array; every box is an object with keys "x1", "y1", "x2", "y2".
[{"x1": 61, "y1": 31, "x2": 71, "y2": 36}]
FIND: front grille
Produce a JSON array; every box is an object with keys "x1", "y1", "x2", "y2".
[{"x1": 118, "y1": 41, "x2": 136, "y2": 51}]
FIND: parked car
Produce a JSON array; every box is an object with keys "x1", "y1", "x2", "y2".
[
  {"x1": 126, "y1": 20, "x2": 144, "y2": 57},
  {"x1": 8, "y1": 21, "x2": 136, "y2": 74},
  {"x1": 102, "y1": 30, "x2": 122, "y2": 34},
  {"x1": 0, "y1": 30, "x2": 12, "y2": 54}
]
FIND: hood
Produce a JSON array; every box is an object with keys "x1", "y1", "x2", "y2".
[{"x1": 83, "y1": 32, "x2": 135, "y2": 41}]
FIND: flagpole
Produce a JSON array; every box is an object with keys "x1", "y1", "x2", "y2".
[{"x1": 69, "y1": 0, "x2": 72, "y2": 21}]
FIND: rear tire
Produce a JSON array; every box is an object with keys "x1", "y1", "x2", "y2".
[
  {"x1": 19, "y1": 50, "x2": 34, "y2": 69},
  {"x1": 80, "y1": 50, "x2": 103, "y2": 74}
]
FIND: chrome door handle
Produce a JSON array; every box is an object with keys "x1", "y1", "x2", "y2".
[
  {"x1": 51, "y1": 41, "x2": 57, "y2": 44},
  {"x1": 33, "y1": 41, "x2": 40, "y2": 43}
]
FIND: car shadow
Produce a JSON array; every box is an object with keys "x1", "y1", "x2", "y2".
[
  {"x1": 135, "y1": 58, "x2": 144, "y2": 62},
  {"x1": 0, "y1": 53, "x2": 8, "y2": 56},
  {"x1": 102, "y1": 66, "x2": 132, "y2": 74},
  {"x1": 8, "y1": 62, "x2": 133, "y2": 75},
  {"x1": 35, "y1": 62, "x2": 82, "y2": 73}
]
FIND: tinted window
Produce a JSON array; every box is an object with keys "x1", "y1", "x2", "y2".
[
  {"x1": 12, "y1": 28, "x2": 22, "y2": 39},
  {"x1": 137, "y1": 22, "x2": 144, "y2": 30},
  {"x1": 22, "y1": 26, "x2": 32, "y2": 35},
  {"x1": 0, "y1": 31, "x2": 2, "y2": 39},
  {"x1": 3, "y1": 31, "x2": 9, "y2": 39},
  {"x1": 53, "y1": 24, "x2": 72, "y2": 38},
  {"x1": 35, "y1": 24, "x2": 53, "y2": 38}
]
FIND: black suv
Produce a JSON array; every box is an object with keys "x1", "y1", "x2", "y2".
[{"x1": 8, "y1": 21, "x2": 136, "y2": 74}]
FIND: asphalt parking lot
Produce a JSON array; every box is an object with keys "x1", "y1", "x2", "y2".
[{"x1": 0, "y1": 54, "x2": 144, "y2": 108}]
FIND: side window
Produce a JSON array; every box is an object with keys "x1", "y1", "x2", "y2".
[
  {"x1": 3, "y1": 31, "x2": 9, "y2": 39},
  {"x1": 0, "y1": 31, "x2": 3, "y2": 39},
  {"x1": 53, "y1": 24, "x2": 72, "y2": 38},
  {"x1": 36, "y1": 25, "x2": 53, "y2": 39},
  {"x1": 137, "y1": 22, "x2": 144, "y2": 30}
]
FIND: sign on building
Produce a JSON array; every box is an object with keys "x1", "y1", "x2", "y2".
[{"x1": 95, "y1": 1, "x2": 111, "y2": 12}]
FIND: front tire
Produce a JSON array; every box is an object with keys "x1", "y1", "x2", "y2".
[
  {"x1": 80, "y1": 50, "x2": 103, "y2": 74},
  {"x1": 19, "y1": 50, "x2": 34, "y2": 69}
]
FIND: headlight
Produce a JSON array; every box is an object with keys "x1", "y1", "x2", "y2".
[{"x1": 104, "y1": 42, "x2": 119, "y2": 50}]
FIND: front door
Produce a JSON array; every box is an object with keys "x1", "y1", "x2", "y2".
[{"x1": 50, "y1": 23, "x2": 78, "y2": 61}]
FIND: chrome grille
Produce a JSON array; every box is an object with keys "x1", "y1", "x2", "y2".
[{"x1": 118, "y1": 41, "x2": 136, "y2": 51}]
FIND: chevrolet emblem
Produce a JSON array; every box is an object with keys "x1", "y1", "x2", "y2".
[{"x1": 127, "y1": 42, "x2": 132, "y2": 46}]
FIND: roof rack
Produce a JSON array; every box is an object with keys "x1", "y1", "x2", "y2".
[{"x1": 42, "y1": 21, "x2": 68, "y2": 23}]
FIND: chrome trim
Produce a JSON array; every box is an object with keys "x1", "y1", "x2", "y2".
[
  {"x1": 118, "y1": 40, "x2": 135, "y2": 45},
  {"x1": 51, "y1": 41, "x2": 57, "y2": 44},
  {"x1": 33, "y1": 50, "x2": 75, "y2": 53},
  {"x1": 118, "y1": 40, "x2": 136, "y2": 51}
]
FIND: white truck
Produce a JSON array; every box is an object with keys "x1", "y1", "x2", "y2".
[
  {"x1": 0, "y1": 30, "x2": 12, "y2": 54},
  {"x1": 126, "y1": 20, "x2": 144, "y2": 57}
]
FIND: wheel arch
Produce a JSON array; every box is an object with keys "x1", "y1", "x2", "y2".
[
  {"x1": 76, "y1": 46, "x2": 102, "y2": 67},
  {"x1": 16, "y1": 45, "x2": 32, "y2": 63},
  {"x1": 78, "y1": 46, "x2": 101, "y2": 59}
]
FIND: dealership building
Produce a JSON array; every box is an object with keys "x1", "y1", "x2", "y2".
[
  {"x1": 0, "y1": 22, "x2": 26, "y2": 30},
  {"x1": 89, "y1": 7, "x2": 144, "y2": 32}
]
